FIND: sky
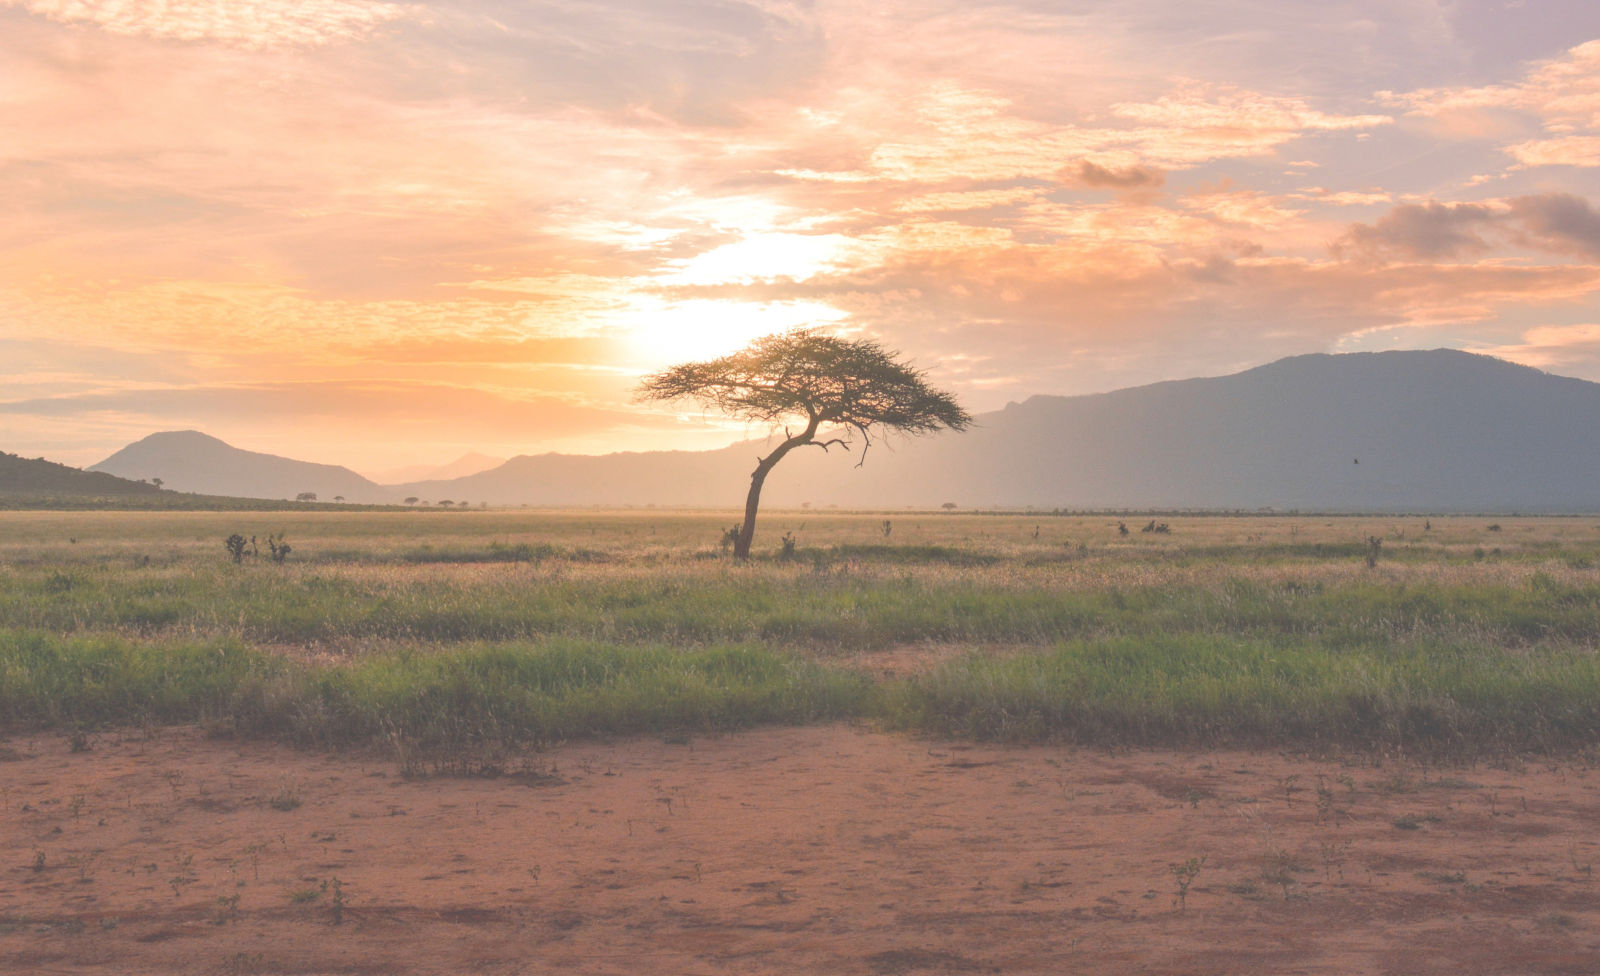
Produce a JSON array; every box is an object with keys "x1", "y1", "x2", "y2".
[{"x1": 4, "y1": 0, "x2": 1600, "y2": 477}]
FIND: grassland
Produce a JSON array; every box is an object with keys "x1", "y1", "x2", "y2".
[{"x1": 3, "y1": 509, "x2": 1599, "y2": 756}]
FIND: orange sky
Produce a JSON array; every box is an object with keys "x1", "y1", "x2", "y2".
[{"x1": 5, "y1": 0, "x2": 1600, "y2": 475}]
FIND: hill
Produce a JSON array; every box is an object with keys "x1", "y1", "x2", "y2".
[
  {"x1": 0, "y1": 452, "x2": 163, "y2": 497},
  {"x1": 89, "y1": 431, "x2": 395, "y2": 504}
]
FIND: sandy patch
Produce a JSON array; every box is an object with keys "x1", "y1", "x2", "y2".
[{"x1": 3, "y1": 726, "x2": 1599, "y2": 974}]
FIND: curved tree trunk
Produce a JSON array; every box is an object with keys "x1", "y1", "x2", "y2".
[
  {"x1": 733, "y1": 459, "x2": 775, "y2": 559},
  {"x1": 732, "y1": 422, "x2": 819, "y2": 560}
]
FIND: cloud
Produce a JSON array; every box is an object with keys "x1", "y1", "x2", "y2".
[
  {"x1": 779, "y1": 80, "x2": 1388, "y2": 186},
  {"x1": 1477, "y1": 323, "x2": 1600, "y2": 376},
  {"x1": 1505, "y1": 193, "x2": 1600, "y2": 258},
  {"x1": 1064, "y1": 161, "x2": 1165, "y2": 190},
  {"x1": 1334, "y1": 201, "x2": 1498, "y2": 260},
  {"x1": 1505, "y1": 135, "x2": 1600, "y2": 168},
  {"x1": 2, "y1": 0, "x2": 415, "y2": 48},
  {"x1": 1385, "y1": 39, "x2": 1600, "y2": 167},
  {"x1": 1335, "y1": 193, "x2": 1600, "y2": 262}
]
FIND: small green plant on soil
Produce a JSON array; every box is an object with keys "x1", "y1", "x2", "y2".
[
  {"x1": 268, "y1": 783, "x2": 301, "y2": 811},
  {"x1": 1393, "y1": 813, "x2": 1440, "y2": 830},
  {"x1": 1260, "y1": 844, "x2": 1302, "y2": 900},
  {"x1": 1169, "y1": 855, "x2": 1206, "y2": 910},
  {"x1": 221, "y1": 951, "x2": 267, "y2": 975},
  {"x1": 169, "y1": 851, "x2": 197, "y2": 897}
]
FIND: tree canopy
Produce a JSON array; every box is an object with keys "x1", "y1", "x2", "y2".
[
  {"x1": 638, "y1": 328, "x2": 970, "y2": 456},
  {"x1": 637, "y1": 329, "x2": 971, "y2": 557}
]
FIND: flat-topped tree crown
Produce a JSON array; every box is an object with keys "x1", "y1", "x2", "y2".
[{"x1": 637, "y1": 329, "x2": 971, "y2": 559}]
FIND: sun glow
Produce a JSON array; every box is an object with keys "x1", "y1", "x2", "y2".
[
  {"x1": 622, "y1": 298, "x2": 849, "y2": 366},
  {"x1": 657, "y1": 232, "x2": 856, "y2": 286}
]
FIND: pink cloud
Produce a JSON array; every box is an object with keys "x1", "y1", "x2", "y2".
[{"x1": 3, "y1": 0, "x2": 415, "y2": 48}]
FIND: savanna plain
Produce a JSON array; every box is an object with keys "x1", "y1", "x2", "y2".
[{"x1": 3, "y1": 509, "x2": 1599, "y2": 974}]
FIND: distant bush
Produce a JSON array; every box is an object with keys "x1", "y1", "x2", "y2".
[{"x1": 266, "y1": 534, "x2": 291, "y2": 564}]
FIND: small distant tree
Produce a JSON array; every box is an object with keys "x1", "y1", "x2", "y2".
[
  {"x1": 404, "y1": 497, "x2": 419, "y2": 506},
  {"x1": 151, "y1": 477, "x2": 164, "y2": 490},
  {"x1": 333, "y1": 495, "x2": 345, "y2": 503},
  {"x1": 637, "y1": 329, "x2": 970, "y2": 559},
  {"x1": 941, "y1": 502, "x2": 957, "y2": 511},
  {"x1": 439, "y1": 500, "x2": 454, "y2": 508},
  {"x1": 295, "y1": 491, "x2": 317, "y2": 503}
]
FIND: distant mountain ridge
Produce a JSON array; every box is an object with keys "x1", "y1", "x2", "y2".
[
  {"x1": 0, "y1": 452, "x2": 162, "y2": 497},
  {"x1": 90, "y1": 431, "x2": 395, "y2": 503},
  {"x1": 367, "y1": 452, "x2": 505, "y2": 485},
  {"x1": 86, "y1": 351, "x2": 1600, "y2": 511}
]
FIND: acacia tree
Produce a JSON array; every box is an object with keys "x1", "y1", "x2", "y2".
[{"x1": 637, "y1": 329, "x2": 971, "y2": 559}]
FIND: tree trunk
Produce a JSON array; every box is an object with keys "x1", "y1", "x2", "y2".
[
  {"x1": 732, "y1": 459, "x2": 774, "y2": 559},
  {"x1": 731, "y1": 424, "x2": 817, "y2": 560}
]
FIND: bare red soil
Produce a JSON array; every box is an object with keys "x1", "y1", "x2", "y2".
[{"x1": 4, "y1": 726, "x2": 1599, "y2": 975}]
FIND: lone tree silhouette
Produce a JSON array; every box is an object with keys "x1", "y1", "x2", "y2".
[{"x1": 637, "y1": 328, "x2": 970, "y2": 559}]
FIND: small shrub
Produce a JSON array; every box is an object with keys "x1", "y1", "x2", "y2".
[
  {"x1": 1170, "y1": 855, "x2": 1206, "y2": 911},
  {"x1": 224, "y1": 534, "x2": 248, "y2": 563},
  {"x1": 265, "y1": 534, "x2": 291, "y2": 564}
]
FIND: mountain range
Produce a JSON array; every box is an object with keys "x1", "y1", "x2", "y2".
[{"x1": 78, "y1": 350, "x2": 1600, "y2": 512}]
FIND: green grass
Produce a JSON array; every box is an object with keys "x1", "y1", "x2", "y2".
[
  {"x1": 3, "y1": 510, "x2": 1600, "y2": 755},
  {"x1": 882, "y1": 636, "x2": 1600, "y2": 752},
  {"x1": 6, "y1": 562, "x2": 1600, "y2": 651},
  {"x1": 0, "y1": 631, "x2": 873, "y2": 747},
  {"x1": 3, "y1": 628, "x2": 1595, "y2": 755}
]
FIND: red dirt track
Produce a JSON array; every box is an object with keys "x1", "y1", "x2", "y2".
[{"x1": 4, "y1": 725, "x2": 1599, "y2": 974}]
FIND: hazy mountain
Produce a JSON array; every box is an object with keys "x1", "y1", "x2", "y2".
[
  {"x1": 0, "y1": 451, "x2": 163, "y2": 497},
  {"x1": 369, "y1": 452, "x2": 506, "y2": 486},
  {"x1": 90, "y1": 431, "x2": 395, "y2": 503},
  {"x1": 87, "y1": 351, "x2": 1600, "y2": 511},
  {"x1": 402, "y1": 350, "x2": 1600, "y2": 512}
]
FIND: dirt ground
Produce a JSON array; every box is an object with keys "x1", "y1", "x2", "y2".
[{"x1": 3, "y1": 725, "x2": 1599, "y2": 975}]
